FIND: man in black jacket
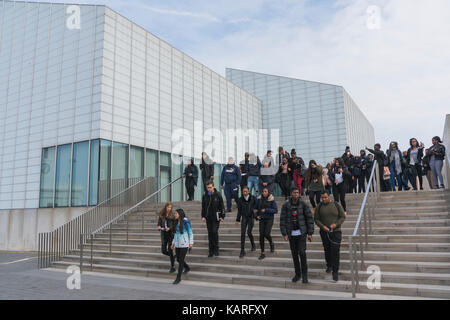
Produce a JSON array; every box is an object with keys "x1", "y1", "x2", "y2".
[
  {"x1": 366, "y1": 144, "x2": 389, "y2": 192},
  {"x1": 235, "y1": 186, "x2": 257, "y2": 257},
  {"x1": 200, "y1": 152, "x2": 214, "y2": 193},
  {"x1": 342, "y1": 146, "x2": 354, "y2": 193},
  {"x1": 280, "y1": 187, "x2": 314, "y2": 284},
  {"x1": 201, "y1": 181, "x2": 225, "y2": 257}
]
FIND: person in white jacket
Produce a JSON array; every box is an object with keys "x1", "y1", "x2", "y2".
[{"x1": 171, "y1": 208, "x2": 194, "y2": 284}]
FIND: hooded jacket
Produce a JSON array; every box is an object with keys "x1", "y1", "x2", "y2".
[
  {"x1": 220, "y1": 164, "x2": 242, "y2": 186},
  {"x1": 200, "y1": 157, "x2": 214, "y2": 181},
  {"x1": 172, "y1": 218, "x2": 194, "y2": 248},
  {"x1": 184, "y1": 164, "x2": 199, "y2": 185},
  {"x1": 254, "y1": 194, "x2": 278, "y2": 220}
]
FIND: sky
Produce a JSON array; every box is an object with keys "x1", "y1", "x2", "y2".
[{"x1": 26, "y1": 0, "x2": 450, "y2": 152}]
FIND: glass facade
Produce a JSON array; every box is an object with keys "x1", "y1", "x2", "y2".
[
  {"x1": 54, "y1": 144, "x2": 72, "y2": 207},
  {"x1": 130, "y1": 146, "x2": 144, "y2": 179},
  {"x1": 71, "y1": 141, "x2": 89, "y2": 206},
  {"x1": 39, "y1": 147, "x2": 56, "y2": 208},
  {"x1": 89, "y1": 139, "x2": 100, "y2": 206}
]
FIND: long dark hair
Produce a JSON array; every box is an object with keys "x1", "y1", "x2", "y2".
[
  {"x1": 409, "y1": 138, "x2": 419, "y2": 148},
  {"x1": 175, "y1": 208, "x2": 186, "y2": 234},
  {"x1": 260, "y1": 187, "x2": 270, "y2": 209},
  {"x1": 305, "y1": 160, "x2": 319, "y2": 184},
  {"x1": 157, "y1": 202, "x2": 173, "y2": 219}
]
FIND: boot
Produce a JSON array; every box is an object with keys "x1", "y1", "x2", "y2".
[
  {"x1": 173, "y1": 277, "x2": 181, "y2": 285},
  {"x1": 292, "y1": 274, "x2": 300, "y2": 283},
  {"x1": 270, "y1": 242, "x2": 275, "y2": 253},
  {"x1": 251, "y1": 243, "x2": 256, "y2": 252},
  {"x1": 169, "y1": 266, "x2": 176, "y2": 273},
  {"x1": 239, "y1": 250, "x2": 245, "y2": 258}
]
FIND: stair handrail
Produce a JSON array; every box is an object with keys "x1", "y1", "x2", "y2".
[
  {"x1": 38, "y1": 174, "x2": 185, "y2": 269},
  {"x1": 348, "y1": 160, "x2": 380, "y2": 298}
]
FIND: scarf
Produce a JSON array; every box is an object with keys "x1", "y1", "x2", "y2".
[{"x1": 390, "y1": 149, "x2": 402, "y2": 175}]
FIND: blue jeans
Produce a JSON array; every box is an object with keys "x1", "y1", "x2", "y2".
[
  {"x1": 389, "y1": 163, "x2": 403, "y2": 191},
  {"x1": 247, "y1": 176, "x2": 259, "y2": 196},
  {"x1": 224, "y1": 183, "x2": 239, "y2": 211},
  {"x1": 430, "y1": 157, "x2": 444, "y2": 187}
]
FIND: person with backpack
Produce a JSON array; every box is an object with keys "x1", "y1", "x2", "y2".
[
  {"x1": 220, "y1": 157, "x2": 242, "y2": 212},
  {"x1": 280, "y1": 187, "x2": 314, "y2": 284},
  {"x1": 314, "y1": 190, "x2": 346, "y2": 282},
  {"x1": 157, "y1": 202, "x2": 176, "y2": 273},
  {"x1": 184, "y1": 158, "x2": 199, "y2": 201},
  {"x1": 171, "y1": 208, "x2": 194, "y2": 284},
  {"x1": 304, "y1": 160, "x2": 324, "y2": 211},
  {"x1": 428, "y1": 136, "x2": 446, "y2": 189},
  {"x1": 253, "y1": 187, "x2": 278, "y2": 260},
  {"x1": 201, "y1": 180, "x2": 225, "y2": 257},
  {"x1": 200, "y1": 152, "x2": 214, "y2": 193},
  {"x1": 235, "y1": 186, "x2": 257, "y2": 257}
]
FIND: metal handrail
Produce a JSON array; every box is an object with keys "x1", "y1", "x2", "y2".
[
  {"x1": 79, "y1": 175, "x2": 185, "y2": 273},
  {"x1": 38, "y1": 174, "x2": 185, "y2": 269},
  {"x1": 348, "y1": 160, "x2": 380, "y2": 298}
]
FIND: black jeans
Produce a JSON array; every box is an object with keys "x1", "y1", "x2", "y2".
[
  {"x1": 175, "y1": 247, "x2": 189, "y2": 279},
  {"x1": 308, "y1": 190, "x2": 321, "y2": 208},
  {"x1": 319, "y1": 230, "x2": 342, "y2": 273},
  {"x1": 278, "y1": 173, "x2": 290, "y2": 198},
  {"x1": 259, "y1": 218, "x2": 274, "y2": 252},
  {"x1": 358, "y1": 174, "x2": 366, "y2": 193},
  {"x1": 161, "y1": 231, "x2": 174, "y2": 267},
  {"x1": 289, "y1": 234, "x2": 308, "y2": 278},
  {"x1": 185, "y1": 178, "x2": 195, "y2": 200},
  {"x1": 240, "y1": 215, "x2": 255, "y2": 250},
  {"x1": 206, "y1": 217, "x2": 220, "y2": 255},
  {"x1": 333, "y1": 182, "x2": 347, "y2": 211},
  {"x1": 415, "y1": 163, "x2": 423, "y2": 189}
]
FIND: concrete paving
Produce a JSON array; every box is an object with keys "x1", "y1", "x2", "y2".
[{"x1": 0, "y1": 252, "x2": 433, "y2": 300}]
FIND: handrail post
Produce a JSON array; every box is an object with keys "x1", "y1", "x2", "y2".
[
  {"x1": 363, "y1": 205, "x2": 369, "y2": 249},
  {"x1": 126, "y1": 218, "x2": 129, "y2": 245},
  {"x1": 349, "y1": 236, "x2": 356, "y2": 298},
  {"x1": 90, "y1": 234, "x2": 93, "y2": 271},
  {"x1": 109, "y1": 223, "x2": 112, "y2": 255},
  {"x1": 79, "y1": 234, "x2": 83, "y2": 274}
]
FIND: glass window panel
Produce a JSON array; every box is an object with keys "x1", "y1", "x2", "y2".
[
  {"x1": 130, "y1": 145, "x2": 144, "y2": 179},
  {"x1": 89, "y1": 139, "x2": 99, "y2": 206},
  {"x1": 71, "y1": 141, "x2": 89, "y2": 206},
  {"x1": 98, "y1": 139, "x2": 111, "y2": 203},
  {"x1": 55, "y1": 144, "x2": 72, "y2": 207},
  {"x1": 171, "y1": 155, "x2": 183, "y2": 202},
  {"x1": 160, "y1": 151, "x2": 171, "y2": 203},
  {"x1": 39, "y1": 146, "x2": 55, "y2": 208},
  {"x1": 145, "y1": 148, "x2": 159, "y2": 196},
  {"x1": 112, "y1": 141, "x2": 128, "y2": 196}
]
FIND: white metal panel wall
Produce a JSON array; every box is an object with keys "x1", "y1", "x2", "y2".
[{"x1": 0, "y1": 2, "x2": 104, "y2": 209}]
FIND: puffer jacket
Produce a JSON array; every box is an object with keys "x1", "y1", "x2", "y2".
[
  {"x1": 254, "y1": 194, "x2": 278, "y2": 220},
  {"x1": 236, "y1": 194, "x2": 257, "y2": 222},
  {"x1": 280, "y1": 198, "x2": 314, "y2": 237},
  {"x1": 172, "y1": 218, "x2": 194, "y2": 248}
]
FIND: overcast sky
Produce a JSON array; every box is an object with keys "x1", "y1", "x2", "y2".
[{"x1": 28, "y1": 0, "x2": 450, "y2": 152}]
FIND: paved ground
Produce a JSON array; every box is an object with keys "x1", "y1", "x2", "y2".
[{"x1": 0, "y1": 252, "x2": 428, "y2": 300}]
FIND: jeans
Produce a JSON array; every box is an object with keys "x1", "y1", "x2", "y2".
[
  {"x1": 161, "y1": 231, "x2": 175, "y2": 267},
  {"x1": 430, "y1": 157, "x2": 444, "y2": 187},
  {"x1": 333, "y1": 182, "x2": 347, "y2": 211},
  {"x1": 206, "y1": 217, "x2": 220, "y2": 255},
  {"x1": 185, "y1": 178, "x2": 196, "y2": 200},
  {"x1": 389, "y1": 163, "x2": 403, "y2": 191},
  {"x1": 247, "y1": 176, "x2": 259, "y2": 196},
  {"x1": 259, "y1": 218, "x2": 274, "y2": 252},
  {"x1": 319, "y1": 230, "x2": 342, "y2": 273},
  {"x1": 358, "y1": 173, "x2": 366, "y2": 193},
  {"x1": 289, "y1": 234, "x2": 308, "y2": 278},
  {"x1": 308, "y1": 190, "x2": 321, "y2": 208},
  {"x1": 240, "y1": 215, "x2": 255, "y2": 250},
  {"x1": 278, "y1": 173, "x2": 291, "y2": 198},
  {"x1": 224, "y1": 183, "x2": 239, "y2": 211},
  {"x1": 405, "y1": 166, "x2": 418, "y2": 190},
  {"x1": 415, "y1": 163, "x2": 423, "y2": 189},
  {"x1": 175, "y1": 247, "x2": 189, "y2": 280}
]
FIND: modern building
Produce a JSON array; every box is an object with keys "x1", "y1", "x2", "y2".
[
  {"x1": 226, "y1": 68, "x2": 375, "y2": 166},
  {"x1": 0, "y1": 1, "x2": 264, "y2": 249}
]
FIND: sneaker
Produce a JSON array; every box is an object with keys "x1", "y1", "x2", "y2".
[
  {"x1": 258, "y1": 253, "x2": 265, "y2": 260},
  {"x1": 183, "y1": 266, "x2": 190, "y2": 274},
  {"x1": 227, "y1": 209, "x2": 232, "y2": 213},
  {"x1": 270, "y1": 243, "x2": 275, "y2": 253},
  {"x1": 239, "y1": 250, "x2": 245, "y2": 258},
  {"x1": 292, "y1": 275, "x2": 300, "y2": 282},
  {"x1": 326, "y1": 266, "x2": 332, "y2": 273},
  {"x1": 251, "y1": 244, "x2": 256, "y2": 252},
  {"x1": 302, "y1": 276, "x2": 309, "y2": 284},
  {"x1": 173, "y1": 278, "x2": 181, "y2": 285},
  {"x1": 440, "y1": 185, "x2": 445, "y2": 189},
  {"x1": 214, "y1": 250, "x2": 219, "y2": 257},
  {"x1": 332, "y1": 272, "x2": 339, "y2": 282},
  {"x1": 169, "y1": 267, "x2": 176, "y2": 273}
]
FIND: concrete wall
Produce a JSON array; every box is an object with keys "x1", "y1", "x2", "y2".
[{"x1": 0, "y1": 206, "x2": 88, "y2": 251}]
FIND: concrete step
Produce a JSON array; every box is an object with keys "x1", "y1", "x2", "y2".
[{"x1": 50, "y1": 261, "x2": 450, "y2": 299}]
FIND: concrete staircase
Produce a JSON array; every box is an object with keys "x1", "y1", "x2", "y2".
[{"x1": 51, "y1": 189, "x2": 450, "y2": 299}]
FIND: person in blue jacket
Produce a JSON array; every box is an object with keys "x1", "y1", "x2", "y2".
[
  {"x1": 253, "y1": 187, "x2": 278, "y2": 260},
  {"x1": 171, "y1": 208, "x2": 194, "y2": 284},
  {"x1": 220, "y1": 157, "x2": 242, "y2": 212}
]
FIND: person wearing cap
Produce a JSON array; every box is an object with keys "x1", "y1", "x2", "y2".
[
  {"x1": 427, "y1": 136, "x2": 446, "y2": 189},
  {"x1": 220, "y1": 157, "x2": 242, "y2": 212}
]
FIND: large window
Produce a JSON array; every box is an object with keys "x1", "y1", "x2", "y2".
[
  {"x1": 89, "y1": 139, "x2": 99, "y2": 206},
  {"x1": 130, "y1": 145, "x2": 144, "y2": 179},
  {"x1": 171, "y1": 155, "x2": 183, "y2": 202},
  {"x1": 39, "y1": 147, "x2": 55, "y2": 208},
  {"x1": 145, "y1": 148, "x2": 159, "y2": 196},
  {"x1": 71, "y1": 141, "x2": 89, "y2": 206},
  {"x1": 55, "y1": 144, "x2": 72, "y2": 207},
  {"x1": 160, "y1": 152, "x2": 171, "y2": 202},
  {"x1": 112, "y1": 141, "x2": 128, "y2": 196}
]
